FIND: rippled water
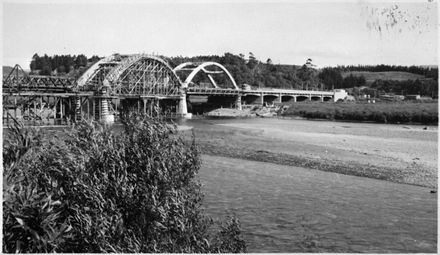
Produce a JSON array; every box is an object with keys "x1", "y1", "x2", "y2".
[
  {"x1": 187, "y1": 118, "x2": 437, "y2": 253},
  {"x1": 199, "y1": 155, "x2": 437, "y2": 253}
]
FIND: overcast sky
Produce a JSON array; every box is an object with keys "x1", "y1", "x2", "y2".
[{"x1": 2, "y1": 0, "x2": 438, "y2": 69}]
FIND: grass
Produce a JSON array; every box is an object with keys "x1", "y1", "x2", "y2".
[
  {"x1": 342, "y1": 71, "x2": 429, "y2": 84},
  {"x1": 281, "y1": 101, "x2": 438, "y2": 125}
]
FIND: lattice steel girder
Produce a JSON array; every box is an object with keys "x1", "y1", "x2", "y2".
[
  {"x1": 3, "y1": 75, "x2": 76, "y2": 92},
  {"x1": 106, "y1": 55, "x2": 182, "y2": 97}
]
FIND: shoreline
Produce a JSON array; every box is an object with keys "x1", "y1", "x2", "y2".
[
  {"x1": 182, "y1": 118, "x2": 437, "y2": 189},
  {"x1": 196, "y1": 141, "x2": 437, "y2": 189}
]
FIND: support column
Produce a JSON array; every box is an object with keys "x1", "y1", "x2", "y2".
[
  {"x1": 178, "y1": 94, "x2": 191, "y2": 118},
  {"x1": 53, "y1": 98, "x2": 57, "y2": 125},
  {"x1": 60, "y1": 98, "x2": 63, "y2": 123},
  {"x1": 235, "y1": 95, "x2": 242, "y2": 110},
  {"x1": 278, "y1": 93, "x2": 282, "y2": 104},
  {"x1": 101, "y1": 98, "x2": 113, "y2": 124},
  {"x1": 14, "y1": 97, "x2": 17, "y2": 119},
  {"x1": 320, "y1": 96, "x2": 324, "y2": 102},
  {"x1": 87, "y1": 97, "x2": 90, "y2": 120},
  {"x1": 293, "y1": 96, "x2": 297, "y2": 102},
  {"x1": 34, "y1": 100, "x2": 37, "y2": 125},
  {"x1": 92, "y1": 98, "x2": 96, "y2": 120},
  {"x1": 260, "y1": 93, "x2": 264, "y2": 105}
]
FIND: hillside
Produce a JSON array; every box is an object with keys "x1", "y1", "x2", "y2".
[{"x1": 342, "y1": 71, "x2": 429, "y2": 84}]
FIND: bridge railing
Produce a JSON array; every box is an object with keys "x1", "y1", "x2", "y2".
[{"x1": 186, "y1": 87, "x2": 240, "y2": 95}]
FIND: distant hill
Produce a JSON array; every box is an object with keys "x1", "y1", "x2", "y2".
[
  {"x1": 3, "y1": 65, "x2": 27, "y2": 77},
  {"x1": 342, "y1": 71, "x2": 430, "y2": 84}
]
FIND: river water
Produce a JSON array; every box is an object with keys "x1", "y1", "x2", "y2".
[{"x1": 180, "y1": 118, "x2": 437, "y2": 253}]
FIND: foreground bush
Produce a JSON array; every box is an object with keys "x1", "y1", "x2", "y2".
[{"x1": 3, "y1": 116, "x2": 246, "y2": 253}]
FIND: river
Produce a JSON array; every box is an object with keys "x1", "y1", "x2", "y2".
[{"x1": 180, "y1": 117, "x2": 437, "y2": 253}]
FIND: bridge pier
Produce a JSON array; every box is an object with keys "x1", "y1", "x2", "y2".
[
  {"x1": 235, "y1": 95, "x2": 242, "y2": 110},
  {"x1": 94, "y1": 97, "x2": 114, "y2": 124},
  {"x1": 178, "y1": 95, "x2": 191, "y2": 118}
]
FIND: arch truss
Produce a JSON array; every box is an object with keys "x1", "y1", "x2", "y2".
[
  {"x1": 173, "y1": 62, "x2": 239, "y2": 90},
  {"x1": 77, "y1": 54, "x2": 182, "y2": 97}
]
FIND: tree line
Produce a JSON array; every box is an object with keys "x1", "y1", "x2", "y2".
[
  {"x1": 317, "y1": 66, "x2": 437, "y2": 97},
  {"x1": 336, "y1": 64, "x2": 438, "y2": 80},
  {"x1": 318, "y1": 68, "x2": 367, "y2": 90},
  {"x1": 27, "y1": 53, "x2": 438, "y2": 96},
  {"x1": 30, "y1": 54, "x2": 101, "y2": 76},
  {"x1": 168, "y1": 53, "x2": 323, "y2": 90},
  {"x1": 369, "y1": 79, "x2": 438, "y2": 97}
]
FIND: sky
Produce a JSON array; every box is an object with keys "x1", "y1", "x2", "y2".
[{"x1": 2, "y1": 0, "x2": 438, "y2": 69}]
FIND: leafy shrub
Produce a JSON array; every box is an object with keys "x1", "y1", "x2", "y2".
[{"x1": 3, "y1": 115, "x2": 246, "y2": 253}]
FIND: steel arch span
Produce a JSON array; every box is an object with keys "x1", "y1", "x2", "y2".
[
  {"x1": 77, "y1": 54, "x2": 183, "y2": 97},
  {"x1": 173, "y1": 62, "x2": 239, "y2": 90}
]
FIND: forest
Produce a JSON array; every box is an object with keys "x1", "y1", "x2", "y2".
[{"x1": 29, "y1": 54, "x2": 101, "y2": 76}]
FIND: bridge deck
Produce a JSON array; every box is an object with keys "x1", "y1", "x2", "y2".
[{"x1": 242, "y1": 89, "x2": 334, "y2": 96}]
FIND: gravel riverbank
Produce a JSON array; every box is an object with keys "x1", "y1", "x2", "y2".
[{"x1": 181, "y1": 118, "x2": 437, "y2": 188}]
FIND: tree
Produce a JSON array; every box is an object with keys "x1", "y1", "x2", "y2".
[
  {"x1": 3, "y1": 117, "x2": 246, "y2": 253},
  {"x1": 88, "y1": 55, "x2": 101, "y2": 63},
  {"x1": 30, "y1": 54, "x2": 39, "y2": 71},
  {"x1": 74, "y1": 54, "x2": 88, "y2": 68},
  {"x1": 247, "y1": 52, "x2": 258, "y2": 70},
  {"x1": 318, "y1": 68, "x2": 343, "y2": 90},
  {"x1": 56, "y1": 65, "x2": 66, "y2": 74},
  {"x1": 40, "y1": 65, "x2": 52, "y2": 75},
  {"x1": 297, "y1": 61, "x2": 319, "y2": 90}
]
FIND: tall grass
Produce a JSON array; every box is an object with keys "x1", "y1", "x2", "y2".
[
  {"x1": 3, "y1": 115, "x2": 246, "y2": 253},
  {"x1": 282, "y1": 101, "x2": 438, "y2": 125}
]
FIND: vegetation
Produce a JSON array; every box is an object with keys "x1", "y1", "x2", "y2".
[
  {"x1": 168, "y1": 53, "x2": 318, "y2": 90},
  {"x1": 370, "y1": 79, "x2": 438, "y2": 98},
  {"x1": 24, "y1": 53, "x2": 437, "y2": 96},
  {"x1": 318, "y1": 68, "x2": 367, "y2": 89},
  {"x1": 281, "y1": 101, "x2": 438, "y2": 125},
  {"x1": 342, "y1": 71, "x2": 427, "y2": 83},
  {"x1": 337, "y1": 64, "x2": 438, "y2": 81},
  {"x1": 3, "y1": 116, "x2": 246, "y2": 253},
  {"x1": 317, "y1": 67, "x2": 437, "y2": 97},
  {"x1": 29, "y1": 54, "x2": 101, "y2": 76}
]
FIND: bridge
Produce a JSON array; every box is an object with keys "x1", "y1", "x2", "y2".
[{"x1": 2, "y1": 54, "x2": 347, "y2": 125}]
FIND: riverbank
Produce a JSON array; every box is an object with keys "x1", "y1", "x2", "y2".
[
  {"x1": 205, "y1": 105, "x2": 279, "y2": 118},
  {"x1": 181, "y1": 118, "x2": 437, "y2": 188},
  {"x1": 281, "y1": 101, "x2": 438, "y2": 125}
]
